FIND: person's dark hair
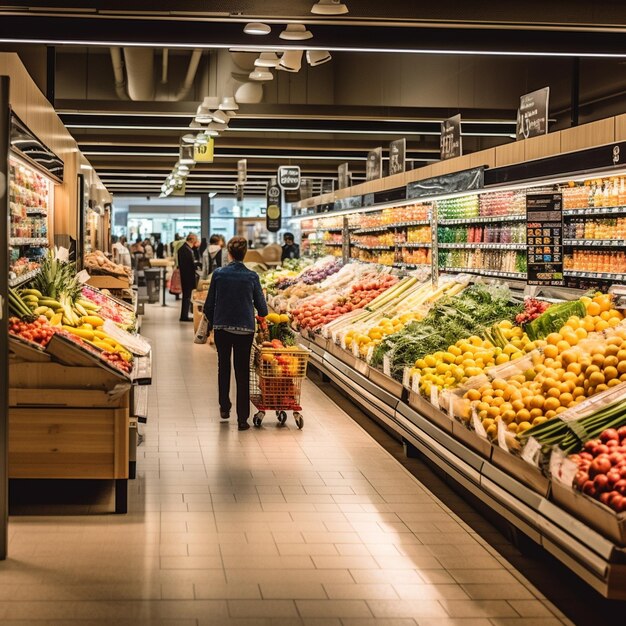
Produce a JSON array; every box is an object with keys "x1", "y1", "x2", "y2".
[
  {"x1": 135, "y1": 237, "x2": 142, "y2": 244},
  {"x1": 119, "y1": 236, "x2": 127, "y2": 245},
  {"x1": 228, "y1": 236, "x2": 247, "y2": 262},
  {"x1": 186, "y1": 233, "x2": 197, "y2": 243},
  {"x1": 111, "y1": 235, "x2": 118, "y2": 244},
  {"x1": 284, "y1": 232, "x2": 294, "y2": 243},
  {"x1": 209, "y1": 234, "x2": 220, "y2": 245}
]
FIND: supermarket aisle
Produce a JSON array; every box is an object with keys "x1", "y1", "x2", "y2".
[{"x1": 1, "y1": 303, "x2": 572, "y2": 625}]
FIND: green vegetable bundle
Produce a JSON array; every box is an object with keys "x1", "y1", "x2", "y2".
[{"x1": 525, "y1": 300, "x2": 585, "y2": 341}]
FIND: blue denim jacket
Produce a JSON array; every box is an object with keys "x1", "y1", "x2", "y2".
[{"x1": 203, "y1": 261, "x2": 268, "y2": 333}]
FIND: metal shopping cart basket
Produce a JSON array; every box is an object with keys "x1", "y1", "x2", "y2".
[{"x1": 250, "y1": 344, "x2": 310, "y2": 429}]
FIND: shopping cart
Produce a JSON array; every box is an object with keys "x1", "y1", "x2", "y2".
[{"x1": 250, "y1": 344, "x2": 310, "y2": 429}]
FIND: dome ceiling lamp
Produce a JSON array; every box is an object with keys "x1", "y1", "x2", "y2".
[
  {"x1": 255, "y1": 52, "x2": 280, "y2": 68},
  {"x1": 243, "y1": 22, "x2": 271, "y2": 35},
  {"x1": 277, "y1": 49, "x2": 304, "y2": 73},
  {"x1": 279, "y1": 24, "x2": 313, "y2": 41},
  {"x1": 306, "y1": 49, "x2": 332, "y2": 66},
  {"x1": 311, "y1": 0, "x2": 349, "y2": 14}
]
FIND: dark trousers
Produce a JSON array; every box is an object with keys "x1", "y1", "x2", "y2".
[
  {"x1": 214, "y1": 330, "x2": 254, "y2": 423},
  {"x1": 180, "y1": 286, "x2": 192, "y2": 321}
]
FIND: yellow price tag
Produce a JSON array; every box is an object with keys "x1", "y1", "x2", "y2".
[{"x1": 193, "y1": 138, "x2": 214, "y2": 163}]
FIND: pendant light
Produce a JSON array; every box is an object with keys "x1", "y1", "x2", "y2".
[
  {"x1": 255, "y1": 52, "x2": 280, "y2": 68},
  {"x1": 219, "y1": 96, "x2": 239, "y2": 111},
  {"x1": 211, "y1": 109, "x2": 229, "y2": 124},
  {"x1": 249, "y1": 68, "x2": 274, "y2": 81},
  {"x1": 244, "y1": 22, "x2": 271, "y2": 35},
  {"x1": 306, "y1": 50, "x2": 332, "y2": 66},
  {"x1": 278, "y1": 49, "x2": 304, "y2": 72},
  {"x1": 194, "y1": 105, "x2": 212, "y2": 124},
  {"x1": 181, "y1": 133, "x2": 196, "y2": 144},
  {"x1": 279, "y1": 24, "x2": 313, "y2": 40},
  {"x1": 311, "y1": 0, "x2": 349, "y2": 14}
]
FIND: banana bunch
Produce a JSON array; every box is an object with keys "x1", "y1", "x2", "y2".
[
  {"x1": 19, "y1": 288, "x2": 104, "y2": 328},
  {"x1": 61, "y1": 324, "x2": 133, "y2": 363}
]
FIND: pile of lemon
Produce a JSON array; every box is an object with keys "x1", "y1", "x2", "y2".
[
  {"x1": 411, "y1": 320, "x2": 534, "y2": 394},
  {"x1": 344, "y1": 312, "x2": 420, "y2": 357},
  {"x1": 464, "y1": 293, "x2": 625, "y2": 439}
]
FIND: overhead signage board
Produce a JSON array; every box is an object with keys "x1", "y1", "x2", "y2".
[
  {"x1": 266, "y1": 180, "x2": 282, "y2": 232},
  {"x1": 516, "y1": 87, "x2": 550, "y2": 141},
  {"x1": 440, "y1": 114, "x2": 462, "y2": 161},
  {"x1": 407, "y1": 167, "x2": 484, "y2": 200},
  {"x1": 366, "y1": 147, "x2": 383, "y2": 181},
  {"x1": 526, "y1": 192, "x2": 563, "y2": 286},
  {"x1": 237, "y1": 159, "x2": 247, "y2": 185},
  {"x1": 278, "y1": 165, "x2": 300, "y2": 190},
  {"x1": 236, "y1": 184, "x2": 244, "y2": 203},
  {"x1": 389, "y1": 138, "x2": 406, "y2": 176},
  {"x1": 300, "y1": 178, "x2": 313, "y2": 200},
  {"x1": 338, "y1": 163, "x2": 350, "y2": 190},
  {"x1": 193, "y1": 138, "x2": 214, "y2": 163}
]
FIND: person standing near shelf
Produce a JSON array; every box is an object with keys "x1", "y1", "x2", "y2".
[
  {"x1": 201, "y1": 234, "x2": 227, "y2": 278},
  {"x1": 177, "y1": 232, "x2": 199, "y2": 322},
  {"x1": 281, "y1": 232, "x2": 300, "y2": 262},
  {"x1": 203, "y1": 237, "x2": 268, "y2": 431},
  {"x1": 112, "y1": 235, "x2": 132, "y2": 268}
]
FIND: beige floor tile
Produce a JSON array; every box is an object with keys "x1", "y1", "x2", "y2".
[
  {"x1": 366, "y1": 599, "x2": 448, "y2": 618},
  {"x1": 295, "y1": 599, "x2": 373, "y2": 618},
  {"x1": 227, "y1": 600, "x2": 299, "y2": 618},
  {"x1": 260, "y1": 582, "x2": 327, "y2": 599},
  {"x1": 323, "y1": 583, "x2": 398, "y2": 600}
]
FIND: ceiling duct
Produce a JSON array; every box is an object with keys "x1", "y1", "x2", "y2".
[{"x1": 122, "y1": 48, "x2": 155, "y2": 101}]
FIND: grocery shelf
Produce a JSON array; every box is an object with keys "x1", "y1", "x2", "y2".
[
  {"x1": 442, "y1": 267, "x2": 527, "y2": 280},
  {"x1": 400, "y1": 242, "x2": 432, "y2": 248},
  {"x1": 393, "y1": 262, "x2": 431, "y2": 270},
  {"x1": 8, "y1": 267, "x2": 41, "y2": 288},
  {"x1": 564, "y1": 206, "x2": 626, "y2": 217},
  {"x1": 9, "y1": 237, "x2": 49, "y2": 247},
  {"x1": 353, "y1": 220, "x2": 430, "y2": 234},
  {"x1": 352, "y1": 244, "x2": 394, "y2": 251},
  {"x1": 25, "y1": 210, "x2": 48, "y2": 217},
  {"x1": 323, "y1": 242, "x2": 343, "y2": 247},
  {"x1": 304, "y1": 344, "x2": 626, "y2": 600},
  {"x1": 563, "y1": 239, "x2": 626, "y2": 247},
  {"x1": 301, "y1": 226, "x2": 343, "y2": 233},
  {"x1": 439, "y1": 214, "x2": 526, "y2": 225},
  {"x1": 564, "y1": 270, "x2": 626, "y2": 281},
  {"x1": 439, "y1": 242, "x2": 526, "y2": 250}
]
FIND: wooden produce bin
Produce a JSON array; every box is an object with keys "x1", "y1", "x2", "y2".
[{"x1": 87, "y1": 274, "x2": 131, "y2": 290}]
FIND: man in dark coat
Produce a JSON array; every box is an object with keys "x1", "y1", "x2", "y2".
[{"x1": 177, "y1": 233, "x2": 198, "y2": 322}]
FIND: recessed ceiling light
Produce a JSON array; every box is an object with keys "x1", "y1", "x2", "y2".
[
  {"x1": 255, "y1": 52, "x2": 280, "y2": 67},
  {"x1": 307, "y1": 49, "x2": 332, "y2": 66},
  {"x1": 244, "y1": 22, "x2": 271, "y2": 35},
  {"x1": 311, "y1": 0, "x2": 349, "y2": 14},
  {"x1": 219, "y1": 96, "x2": 239, "y2": 111},
  {"x1": 279, "y1": 24, "x2": 313, "y2": 41},
  {"x1": 249, "y1": 68, "x2": 274, "y2": 81},
  {"x1": 278, "y1": 49, "x2": 304, "y2": 72}
]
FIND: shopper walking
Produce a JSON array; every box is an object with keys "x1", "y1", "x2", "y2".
[
  {"x1": 201, "y1": 234, "x2": 227, "y2": 278},
  {"x1": 143, "y1": 238, "x2": 154, "y2": 259},
  {"x1": 112, "y1": 235, "x2": 132, "y2": 268},
  {"x1": 155, "y1": 235, "x2": 165, "y2": 259},
  {"x1": 177, "y1": 233, "x2": 198, "y2": 322},
  {"x1": 203, "y1": 237, "x2": 268, "y2": 430},
  {"x1": 281, "y1": 232, "x2": 300, "y2": 262}
]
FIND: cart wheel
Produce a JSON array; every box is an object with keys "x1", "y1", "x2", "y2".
[
  {"x1": 294, "y1": 412, "x2": 304, "y2": 430},
  {"x1": 253, "y1": 411, "x2": 265, "y2": 428},
  {"x1": 277, "y1": 410, "x2": 287, "y2": 426}
]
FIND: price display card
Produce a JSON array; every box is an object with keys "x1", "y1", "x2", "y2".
[{"x1": 526, "y1": 193, "x2": 564, "y2": 286}]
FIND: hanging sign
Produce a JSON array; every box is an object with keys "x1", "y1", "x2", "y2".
[
  {"x1": 300, "y1": 178, "x2": 313, "y2": 200},
  {"x1": 440, "y1": 114, "x2": 462, "y2": 161},
  {"x1": 236, "y1": 184, "x2": 244, "y2": 203},
  {"x1": 237, "y1": 159, "x2": 247, "y2": 184},
  {"x1": 526, "y1": 192, "x2": 563, "y2": 286},
  {"x1": 407, "y1": 167, "x2": 484, "y2": 200},
  {"x1": 516, "y1": 87, "x2": 550, "y2": 140},
  {"x1": 266, "y1": 180, "x2": 282, "y2": 232},
  {"x1": 389, "y1": 139, "x2": 406, "y2": 175},
  {"x1": 193, "y1": 138, "x2": 214, "y2": 163},
  {"x1": 278, "y1": 165, "x2": 300, "y2": 190},
  {"x1": 366, "y1": 147, "x2": 383, "y2": 181},
  {"x1": 338, "y1": 163, "x2": 350, "y2": 189}
]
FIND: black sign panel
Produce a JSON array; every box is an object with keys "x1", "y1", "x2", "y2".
[
  {"x1": 236, "y1": 184, "x2": 244, "y2": 203},
  {"x1": 366, "y1": 147, "x2": 382, "y2": 181},
  {"x1": 389, "y1": 139, "x2": 406, "y2": 176},
  {"x1": 526, "y1": 192, "x2": 563, "y2": 286},
  {"x1": 277, "y1": 166, "x2": 300, "y2": 190},
  {"x1": 407, "y1": 167, "x2": 484, "y2": 200},
  {"x1": 300, "y1": 178, "x2": 313, "y2": 200},
  {"x1": 284, "y1": 189, "x2": 301, "y2": 204},
  {"x1": 440, "y1": 114, "x2": 462, "y2": 161},
  {"x1": 266, "y1": 183, "x2": 282, "y2": 232},
  {"x1": 516, "y1": 87, "x2": 550, "y2": 141},
  {"x1": 237, "y1": 159, "x2": 247, "y2": 185}
]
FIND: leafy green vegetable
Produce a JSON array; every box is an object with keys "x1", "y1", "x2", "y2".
[{"x1": 525, "y1": 300, "x2": 585, "y2": 341}]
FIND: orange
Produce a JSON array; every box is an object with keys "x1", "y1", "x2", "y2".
[
  {"x1": 543, "y1": 345, "x2": 559, "y2": 359},
  {"x1": 587, "y1": 301, "x2": 601, "y2": 316},
  {"x1": 546, "y1": 333, "x2": 562, "y2": 346}
]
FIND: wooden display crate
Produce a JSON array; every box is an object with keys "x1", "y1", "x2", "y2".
[
  {"x1": 9, "y1": 387, "x2": 129, "y2": 409},
  {"x1": 9, "y1": 406, "x2": 129, "y2": 480},
  {"x1": 87, "y1": 274, "x2": 130, "y2": 290},
  {"x1": 9, "y1": 361, "x2": 124, "y2": 390}
]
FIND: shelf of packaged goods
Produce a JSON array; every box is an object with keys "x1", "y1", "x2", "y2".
[
  {"x1": 393, "y1": 262, "x2": 431, "y2": 270},
  {"x1": 8, "y1": 267, "x2": 41, "y2": 288},
  {"x1": 352, "y1": 220, "x2": 430, "y2": 235},
  {"x1": 323, "y1": 242, "x2": 343, "y2": 247},
  {"x1": 302, "y1": 226, "x2": 344, "y2": 234},
  {"x1": 400, "y1": 242, "x2": 433, "y2": 248},
  {"x1": 564, "y1": 270, "x2": 626, "y2": 282},
  {"x1": 439, "y1": 242, "x2": 527, "y2": 251},
  {"x1": 9, "y1": 237, "x2": 49, "y2": 247},
  {"x1": 442, "y1": 267, "x2": 527, "y2": 280},
  {"x1": 352, "y1": 244, "x2": 395, "y2": 251},
  {"x1": 439, "y1": 214, "x2": 526, "y2": 225},
  {"x1": 304, "y1": 348, "x2": 625, "y2": 600},
  {"x1": 563, "y1": 239, "x2": 626, "y2": 247},
  {"x1": 25, "y1": 210, "x2": 48, "y2": 217},
  {"x1": 563, "y1": 206, "x2": 626, "y2": 217}
]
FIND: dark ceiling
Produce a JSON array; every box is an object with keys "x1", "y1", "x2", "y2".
[{"x1": 1, "y1": 2, "x2": 625, "y2": 197}]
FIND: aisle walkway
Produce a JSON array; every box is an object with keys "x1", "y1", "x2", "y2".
[{"x1": 1, "y1": 304, "x2": 571, "y2": 625}]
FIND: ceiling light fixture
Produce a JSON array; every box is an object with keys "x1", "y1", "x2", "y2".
[
  {"x1": 306, "y1": 49, "x2": 332, "y2": 66},
  {"x1": 194, "y1": 133, "x2": 209, "y2": 145},
  {"x1": 194, "y1": 105, "x2": 212, "y2": 124},
  {"x1": 249, "y1": 68, "x2": 274, "y2": 81},
  {"x1": 255, "y1": 52, "x2": 280, "y2": 68},
  {"x1": 311, "y1": 0, "x2": 349, "y2": 14},
  {"x1": 211, "y1": 109, "x2": 229, "y2": 124},
  {"x1": 278, "y1": 49, "x2": 304, "y2": 72},
  {"x1": 189, "y1": 121, "x2": 203, "y2": 129},
  {"x1": 208, "y1": 122, "x2": 226, "y2": 132},
  {"x1": 219, "y1": 96, "x2": 239, "y2": 111},
  {"x1": 279, "y1": 24, "x2": 313, "y2": 41},
  {"x1": 244, "y1": 22, "x2": 271, "y2": 35},
  {"x1": 182, "y1": 133, "x2": 196, "y2": 144}
]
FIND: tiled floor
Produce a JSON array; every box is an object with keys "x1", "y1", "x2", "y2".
[{"x1": 1, "y1": 303, "x2": 573, "y2": 625}]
